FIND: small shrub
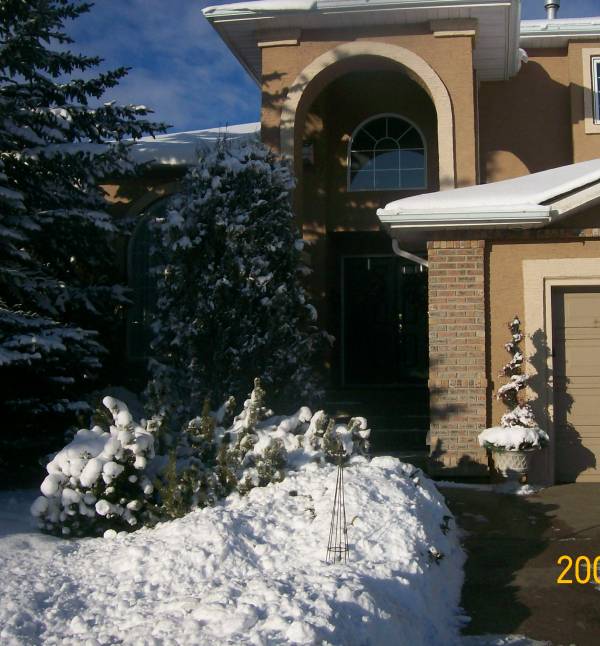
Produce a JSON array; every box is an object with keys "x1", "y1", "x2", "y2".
[
  {"x1": 31, "y1": 397, "x2": 160, "y2": 537},
  {"x1": 33, "y1": 379, "x2": 371, "y2": 536}
]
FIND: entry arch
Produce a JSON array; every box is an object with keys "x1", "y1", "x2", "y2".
[{"x1": 279, "y1": 41, "x2": 456, "y2": 190}]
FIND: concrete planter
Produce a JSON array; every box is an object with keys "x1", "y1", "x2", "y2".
[{"x1": 491, "y1": 447, "x2": 539, "y2": 481}]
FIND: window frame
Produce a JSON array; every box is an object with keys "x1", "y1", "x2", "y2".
[
  {"x1": 592, "y1": 56, "x2": 600, "y2": 124},
  {"x1": 346, "y1": 113, "x2": 427, "y2": 193},
  {"x1": 582, "y1": 48, "x2": 600, "y2": 135}
]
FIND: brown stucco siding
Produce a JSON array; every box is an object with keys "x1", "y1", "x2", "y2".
[
  {"x1": 301, "y1": 68, "x2": 439, "y2": 234},
  {"x1": 479, "y1": 48, "x2": 572, "y2": 183},
  {"x1": 261, "y1": 27, "x2": 477, "y2": 186},
  {"x1": 568, "y1": 41, "x2": 600, "y2": 162},
  {"x1": 488, "y1": 231, "x2": 600, "y2": 428}
]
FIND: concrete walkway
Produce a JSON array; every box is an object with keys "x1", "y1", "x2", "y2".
[{"x1": 440, "y1": 483, "x2": 600, "y2": 646}]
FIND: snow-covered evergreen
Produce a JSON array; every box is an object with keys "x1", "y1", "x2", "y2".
[
  {"x1": 0, "y1": 1, "x2": 165, "y2": 454},
  {"x1": 146, "y1": 139, "x2": 330, "y2": 425},
  {"x1": 31, "y1": 396, "x2": 160, "y2": 537},
  {"x1": 33, "y1": 381, "x2": 370, "y2": 536},
  {"x1": 479, "y1": 317, "x2": 548, "y2": 452}
]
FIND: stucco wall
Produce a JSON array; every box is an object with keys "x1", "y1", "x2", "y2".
[
  {"x1": 568, "y1": 41, "x2": 600, "y2": 162},
  {"x1": 301, "y1": 68, "x2": 438, "y2": 234},
  {"x1": 479, "y1": 48, "x2": 572, "y2": 183},
  {"x1": 261, "y1": 26, "x2": 477, "y2": 187},
  {"x1": 488, "y1": 224, "x2": 600, "y2": 428}
]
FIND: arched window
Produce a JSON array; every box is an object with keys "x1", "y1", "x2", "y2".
[
  {"x1": 127, "y1": 197, "x2": 170, "y2": 361},
  {"x1": 348, "y1": 114, "x2": 426, "y2": 191}
]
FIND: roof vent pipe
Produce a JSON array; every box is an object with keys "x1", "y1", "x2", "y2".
[{"x1": 545, "y1": 1, "x2": 560, "y2": 20}]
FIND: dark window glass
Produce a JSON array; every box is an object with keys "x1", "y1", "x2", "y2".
[
  {"x1": 349, "y1": 115, "x2": 425, "y2": 191},
  {"x1": 374, "y1": 171, "x2": 400, "y2": 190},
  {"x1": 400, "y1": 149, "x2": 425, "y2": 169},
  {"x1": 350, "y1": 170, "x2": 373, "y2": 191},
  {"x1": 374, "y1": 149, "x2": 399, "y2": 170},
  {"x1": 401, "y1": 169, "x2": 426, "y2": 189}
]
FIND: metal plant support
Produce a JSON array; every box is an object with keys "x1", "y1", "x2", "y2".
[{"x1": 326, "y1": 457, "x2": 349, "y2": 564}]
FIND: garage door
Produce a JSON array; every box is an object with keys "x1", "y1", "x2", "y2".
[{"x1": 552, "y1": 287, "x2": 600, "y2": 482}]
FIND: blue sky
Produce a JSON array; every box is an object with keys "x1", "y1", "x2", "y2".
[{"x1": 65, "y1": 0, "x2": 600, "y2": 133}]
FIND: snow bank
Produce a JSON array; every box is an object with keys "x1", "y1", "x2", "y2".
[
  {"x1": 478, "y1": 426, "x2": 549, "y2": 452},
  {"x1": 1, "y1": 458, "x2": 465, "y2": 645}
]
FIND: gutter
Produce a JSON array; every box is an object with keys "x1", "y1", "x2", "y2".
[{"x1": 377, "y1": 205, "x2": 552, "y2": 231}]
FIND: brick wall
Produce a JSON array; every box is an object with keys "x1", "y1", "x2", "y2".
[{"x1": 427, "y1": 240, "x2": 488, "y2": 475}]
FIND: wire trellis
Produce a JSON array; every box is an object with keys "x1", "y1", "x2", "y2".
[{"x1": 326, "y1": 458, "x2": 349, "y2": 564}]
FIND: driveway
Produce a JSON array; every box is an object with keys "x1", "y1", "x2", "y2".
[{"x1": 440, "y1": 483, "x2": 600, "y2": 646}]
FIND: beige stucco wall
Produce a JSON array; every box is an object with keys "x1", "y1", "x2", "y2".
[
  {"x1": 488, "y1": 225, "x2": 600, "y2": 429},
  {"x1": 479, "y1": 48, "x2": 572, "y2": 182},
  {"x1": 568, "y1": 41, "x2": 600, "y2": 162},
  {"x1": 261, "y1": 26, "x2": 477, "y2": 188}
]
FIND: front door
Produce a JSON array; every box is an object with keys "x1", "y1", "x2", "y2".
[{"x1": 341, "y1": 255, "x2": 428, "y2": 386}]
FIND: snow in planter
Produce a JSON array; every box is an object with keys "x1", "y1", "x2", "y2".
[
  {"x1": 146, "y1": 138, "x2": 331, "y2": 427},
  {"x1": 479, "y1": 317, "x2": 548, "y2": 453},
  {"x1": 2, "y1": 458, "x2": 465, "y2": 645}
]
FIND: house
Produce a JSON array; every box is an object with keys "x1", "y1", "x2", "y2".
[{"x1": 111, "y1": 0, "x2": 600, "y2": 484}]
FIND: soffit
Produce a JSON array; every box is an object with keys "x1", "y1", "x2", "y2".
[{"x1": 204, "y1": 0, "x2": 521, "y2": 83}]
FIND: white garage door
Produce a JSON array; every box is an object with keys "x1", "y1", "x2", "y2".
[{"x1": 552, "y1": 287, "x2": 600, "y2": 482}]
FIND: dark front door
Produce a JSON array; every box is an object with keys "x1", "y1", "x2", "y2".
[{"x1": 342, "y1": 256, "x2": 428, "y2": 386}]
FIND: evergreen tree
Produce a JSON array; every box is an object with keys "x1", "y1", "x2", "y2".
[
  {"x1": 147, "y1": 140, "x2": 329, "y2": 425},
  {"x1": 0, "y1": 0, "x2": 165, "y2": 462},
  {"x1": 496, "y1": 316, "x2": 537, "y2": 428}
]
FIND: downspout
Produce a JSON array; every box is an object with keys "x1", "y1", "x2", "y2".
[{"x1": 391, "y1": 239, "x2": 429, "y2": 268}]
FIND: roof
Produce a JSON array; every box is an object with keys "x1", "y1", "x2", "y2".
[
  {"x1": 203, "y1": 0, "x2": 521, "y2": 83},
  {"x1": 127, "y1": 122, "x2": 260, "y2": 166},
  {"x1": 520, "y1": 16, "x2": 600, "y2": 48},
  {"x1": 46, "y1": 123, "x2": 261, "y2": 168},
  {"x1": 377, "y1": 159, "x2": 600, "y2": 231}
]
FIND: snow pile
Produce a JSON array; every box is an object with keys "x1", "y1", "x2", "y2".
[
  {"x1": 478, "y1": 426, "x2": 549, "y2": 452},
  {"x1": 1, "y1": 458, "x2": 465, "y2": 645},
  {"x1": 31, "y1": 396, "x2": 160, "y2": 536}
]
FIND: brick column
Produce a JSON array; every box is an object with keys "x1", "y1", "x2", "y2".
[{"x1": 427, "y1": 240, "x2": 488, "y2": 475}]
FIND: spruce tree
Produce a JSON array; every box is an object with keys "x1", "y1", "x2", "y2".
[
  {"x1": 147, "y1": 140, "x2": 329, "y2": 425},
  {"x1": 0, "y1": 0, "x2": 165, "y2": 464}
]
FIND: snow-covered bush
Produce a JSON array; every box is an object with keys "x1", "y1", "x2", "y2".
[
  {"x1": 479, "y1": 316, "x2": 548, "y2": 452},
  {"x1": 153, "y1": 378, "x2": 371, "y2": 518},
  {"x1": 146, "y1": 139, "x2": 330, "y2": 427},
  {"x1": 31, "y1": 397, "x2": 160, "y2": 537},
  {"x1": 33, "y1": 380, "x2": 371, "y2": 534}
]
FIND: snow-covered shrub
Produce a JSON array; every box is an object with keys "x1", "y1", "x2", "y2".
[
  {"x1": 146, "y1": 138, "x2": 331, "y2": 427},
  {"x1": 33, "y1": 381, "x2": 371, "y2": 534},
  {"x1": 211, "y1": 378, "x2": 370, "y2": 496},
  {"x1": 479, "y1": 316, "x2": 548, "y2": 452},
  {"x1": 151, "y1": 378, "x2": 371, "y2": 517},
  {"x1": 31, "y1": 397, "x2": 160, "y2": 537}
]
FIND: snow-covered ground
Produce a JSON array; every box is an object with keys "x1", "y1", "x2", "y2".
[{"x1": 0, "y1": 457, "x2": 465, "y2": 645}]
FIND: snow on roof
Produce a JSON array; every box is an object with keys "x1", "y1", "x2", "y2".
[
  {"x1": 128, "y1": 122, "x2": 260, "y2": 166},
  {"x1": 377, "y1": 158, "x2": 600, "y2": 230},
  {"x1": 520, "y1": 16, "x2": 600, "y2": 46},
  {"x1": 45, "y1": 122, "x2": 261, "y2": 168},
  {"x1": 203, "y1": 0, "x2": 316, "y2": 14}
]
